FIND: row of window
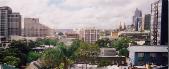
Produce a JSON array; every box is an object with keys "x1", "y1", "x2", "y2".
[{"x1": 137, "y1": 53, "x2": 167, "y2": 57}]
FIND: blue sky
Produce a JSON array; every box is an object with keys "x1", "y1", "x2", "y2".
[{"x1": 0, "y1": 0, "x2": 155, "y2": 29}]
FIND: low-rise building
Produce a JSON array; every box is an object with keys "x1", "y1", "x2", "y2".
[
  {"x1": 128, "y1": 46, "x2": 168, "y2": 66},
  {"x1": 118, "y1": 31, "x2": 150, "y2": 45},
  {"x1": 99, "y1": 35, "x2": 114, "y2": 40},
  {"x1": 65, "y1": 32, "x2": 79, "y2": 39},
  {"x1": 99, "y1": 48, "x2": 117, "y2": 57},
  {"x1": 98, "y1": 48, "x2": 127, "y2": 66},
  {"x1": 110, "y1": 31, "x2": 119, "y2": 39}
]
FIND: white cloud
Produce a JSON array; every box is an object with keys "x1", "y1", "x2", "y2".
[{"x1": 0, "y1": 0, "x2": 155, "y2": 29}]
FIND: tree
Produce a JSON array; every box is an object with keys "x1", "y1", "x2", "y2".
[
  {"x1": 95, "y1": 38, "x2": 112, "y2": 48},
  {"x1": 3, "y1": 56, "x2": 20, "y2": 67},
  {"x1": 1, "y1": 40, "x2": 40, "y2": 68},
  {"x1": 58, "y1": 40, "x2": 81, "y2": 69},
  {"x1": 36, "y1": 38, "x2": 59, "y2": 46},
  {"x1": 40, "y1": 39, "x2": 100, "y2": 69},
  {"x1": 40, "y1": 48, "x2": 63, "y2": 69},
  {"x1": 40, "y1": 40, "x2": 80, "y2": 69},
  {"x1": 27, "y1": 51, "x2": 41, "y2": 63},
  {"x1": 98, "y1": 60, "x2": 112, "y2": 67},
  {"x1": 5, "y1": 40, "x2": 30, "y2": 67},
  {"x1": 112, "y1": 37, "x2": 136, "y2": 57},
  {"x1": 58, "y1": 32, "x2": 64, "y2": 36},
  {"x1": 0, "y1": 48, "x2": 4, "y2": 63},
  {"x1": 9, "y1": 40, "x2": 31, "y2": 54},
  {"x1": 76, "y1": 42, "x2": 100, "y2": 68},
  {"x1": 119, "y1": 48, "x2": 129, "y2": 57}
]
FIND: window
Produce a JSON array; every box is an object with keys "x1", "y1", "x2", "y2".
[
  {"x1": 162, "y1": 53, "x2": 167, "y2": 57},
  {"x1": 150, "y1": 53, "x2": 156, "y2": 57},
  {"x1": 138, "y1": 53, "x2": 144, "y2": 57}
]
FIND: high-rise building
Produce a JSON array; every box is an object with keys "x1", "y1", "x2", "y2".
[
  {"x1": 24, "y1": 18, "x2": 52, "y2": 37},
  {"x1": 0, "y1": 6, "x2": 21, "y2": 43},
  {"x1": 79, "y1": 27, "x2": 100, "y2": 43},
  {"x1": 8, "y1": 13, "x2": 21, "y2": 36},
  {"x1": 133, "y1": 8, "x2": 142, "y2": 31},
  {"x1": 150, "y1": 0, "x2": 168, "y2": 45},
  {"x1": 144, "y1": 14, "x2": 151, "y2": 30}
]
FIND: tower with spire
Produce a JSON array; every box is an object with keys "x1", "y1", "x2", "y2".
[
  {"x1": 119, "y1": 22, "x2": 122, "y2": 31},
  {"x1": 123, "y1": 22, "x2": 127, "y2": 30}
]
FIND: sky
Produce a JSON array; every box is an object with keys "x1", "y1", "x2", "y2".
[{"x1": 0, "y1": 0, "x2": 156, "y2": 29}]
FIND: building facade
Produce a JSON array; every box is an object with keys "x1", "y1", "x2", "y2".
[
  {"x1": 99, "y1": 48, "x2": 117, "y2": 57},
  {"x1": 126, "y1": 24, "x2": 135, "y2": 32},
  {"x1": 110, "y1": 31, "x2": 119, "y2": 39},
  {"x1": 79, "y1": 28, "x2": 100, "y2": 43},
  {"x1": 133, "y1": 8, "x2": 142, "y2": 31},
  {"x1": 150, "y1": 0, "x2": 168, "y2": 45},
  {"x1": 128, "y1": 46, "x2": 168, "y2": 66},
  {"x1": 65, "y1": 32, "x2": 79, "y2": 39},
  {"x1": 24, "y1": 18, "x2": 51, "y2": 38},
  {"x1": 144, "y1": 14, "x2": 151, "y2": 30},
  {"x1": 8, "y1": 13, "x2": 21, "y2": 36},
  {"x1": 0, "y1": 6, "x2": 21, "y2": 43},
  {"x1": 118, "y1": 31, "x2": 150, "y2": 45}
]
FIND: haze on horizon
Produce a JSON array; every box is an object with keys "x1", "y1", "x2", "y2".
[{"x1": 0, "y1": 0, "x2": 156, "y2": 29}]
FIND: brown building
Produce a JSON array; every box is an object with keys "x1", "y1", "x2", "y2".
[
  {"x1": 111, "y1": 32, "x2": 119, "y2": 39},
  {"x1": 65, "y1": 32, "x2": 79, "y2": 39},
  {"x1": 24, "y1": 18, "x2": 51, "y2": 37}
]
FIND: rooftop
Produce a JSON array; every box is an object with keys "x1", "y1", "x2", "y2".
[{"x1": 128, "y1": 45, "x2": 168, "y2": 52}]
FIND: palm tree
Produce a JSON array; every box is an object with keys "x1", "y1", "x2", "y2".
[
  {"x1": 40, "y1": 47, "x2": 63, "y2": 69},
  {"x1": 59, "y1": 40, "x2": 81, "y2": 69},
  {"x1": 40, "y1": 39, "x2": 80, "y2": 69}
]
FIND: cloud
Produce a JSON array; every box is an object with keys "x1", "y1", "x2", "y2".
[{"x1": 0, "y1": 0, "x2": 155, "y2": 29}]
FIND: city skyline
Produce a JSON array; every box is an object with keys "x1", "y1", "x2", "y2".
[
  {"x1": 0, "y1": 0, "x2": 155, "y2": 29},
  {"x1": 0, "y1": 0, "x2": 168, "y2": 68}
]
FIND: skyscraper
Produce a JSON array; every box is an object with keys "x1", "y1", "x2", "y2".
[
  {"x1": 0, "y1": 6, "x2": 21, "y2": 43},
  {"x1": 144, "y1": 14, "x2": 151, "y2": 30},
  {"x1": 151, "y1": 0, "x2": 168, "y2": 45},
  {"x1": 133, "y1": 8, "x2": 142, "y2": 31}
]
